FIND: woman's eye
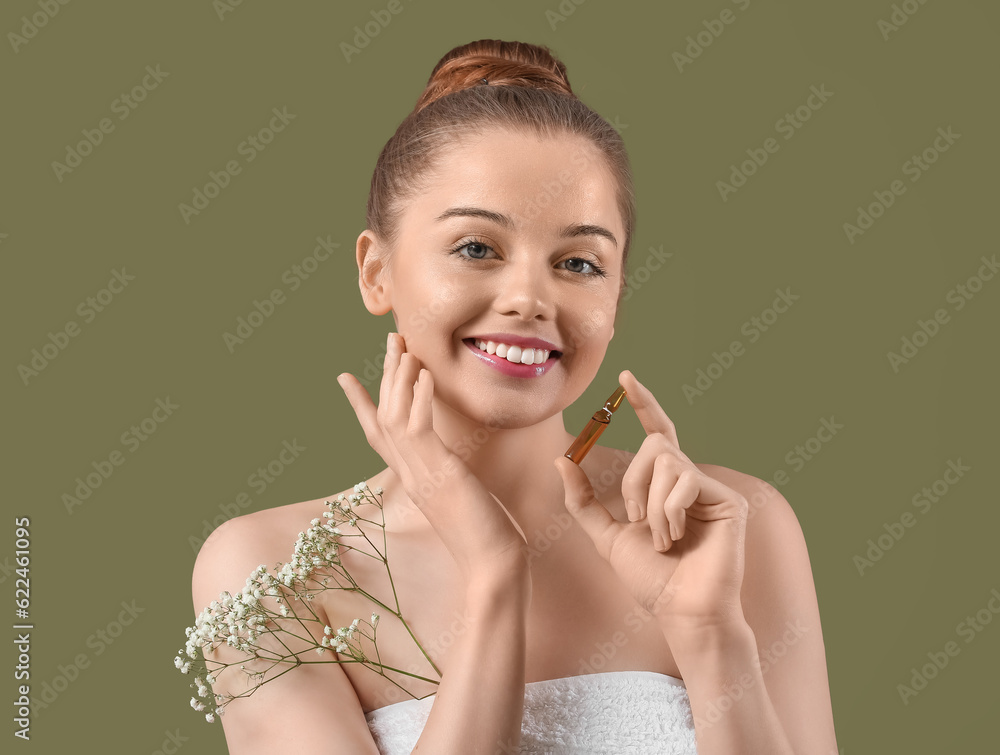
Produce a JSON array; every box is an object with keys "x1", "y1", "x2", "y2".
[
  {"x1": 559, "y1": 257, "x2": 606, "y2": 277},
  {"x1": 450, "y1": 242, "x2": 607, "y2": 278},
  {"x1": 452, "y1": 241, "x2": 497, "y2": 260}
]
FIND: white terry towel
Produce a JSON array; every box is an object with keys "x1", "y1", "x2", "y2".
[{"x1": 365, "y1": 669, "x2": 698, "y2": 754}]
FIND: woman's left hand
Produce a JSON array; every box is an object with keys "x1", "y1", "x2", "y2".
[{"x1": 553, "y1": 370, "x2": 749, "y2": 632}]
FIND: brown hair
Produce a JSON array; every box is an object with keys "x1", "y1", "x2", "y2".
[{"x1": 365, "y1": 39, "x2": 636, "y2": 297}]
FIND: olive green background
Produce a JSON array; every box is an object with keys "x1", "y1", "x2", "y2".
[{"x1": 3, "y1": 0, "x2": 997, "y2": 752}]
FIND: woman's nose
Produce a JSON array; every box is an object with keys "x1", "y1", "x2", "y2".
[{"x1": 492, "y1": 258, "x2": 556, "y2": 321}]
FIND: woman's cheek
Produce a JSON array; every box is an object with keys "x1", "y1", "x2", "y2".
[{"x1": 566, "y1": 307, "x2": 614, "y2": 347}]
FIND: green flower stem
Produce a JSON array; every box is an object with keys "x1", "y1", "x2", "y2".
[
  {"x1": 180, "y1": 482, "x2": 450, "y2": 722},
  {"x1": 376, "y1": 495, "x2": 442, "y2": 678}
]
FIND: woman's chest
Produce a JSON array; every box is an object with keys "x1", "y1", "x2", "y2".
[{"x1": 320, "y1": 526, "x2": 681, "y2": 714}]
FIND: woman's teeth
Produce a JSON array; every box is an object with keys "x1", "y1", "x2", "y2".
[{"x1": 473, "y1": 339, "x2": 551, "y2": 365}]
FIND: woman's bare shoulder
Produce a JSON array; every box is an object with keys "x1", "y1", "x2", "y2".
[
  {"x1": 201, "y1": 489, "x2": 353, "y2": 556},
  {"x1": 693, "y1": 462, "x2": 795, "y2": 522},
  {"x1": 694, "y1": 462, "x2": 811, "y2": 589},
  {"x1": 191, "y1": 487, "x2": 357, "y2": 611}
]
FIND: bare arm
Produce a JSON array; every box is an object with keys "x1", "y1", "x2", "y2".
[
  {"x1": 414, "y1": 566, "x2": 531, "y2": 754},
  {"x1": 667, "y1": 467, "x2": 839, "y2": 754},
  {"x1": 191, "y1": 515, "x2": 382, "y2": 754},
  {"x1": 668, "y1": 619, "x2": 796, "y2": 754},
  {"x1": 193, "y1": 516, "x2": 531, "y2": 754},
  {"x1": 337, "y1": 334, "x2": 538, "y2": 752}
]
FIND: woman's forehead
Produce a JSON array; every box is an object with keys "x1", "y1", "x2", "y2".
[{"x1": 407, "y1": 133, "x2": 623, "y2": 236}]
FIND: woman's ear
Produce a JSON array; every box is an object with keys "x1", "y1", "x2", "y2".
[{"x1": 356, "y1": 230, "x2": 392, "y2": 315}]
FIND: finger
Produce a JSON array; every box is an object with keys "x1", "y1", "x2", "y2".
[
  {"x1": 690, "y1": 474, "x2": 750, "y2": 521},
  {"x1": 389, "y1": 352, "x2": 421, "y2": 436},
  {"x1": 336, "y1": 372, "x2": 387, "y2": 458},
  {"x1": 378, "y1": 332, "x2": 402, "y2": 424},
  {"x1": 621, "y1": 432, "x2": 671, "y2": 521},
  {"x1": 553, "y1": 456, "x2": 625, "y2": 563},
  {"x1": 408, "y1": 368, "x2": 434, "y2": 436},
  {"x1": 618, "y1": 370, "x2": 685, "y2": 457},
  {"x1": 646, "y1": 453, "x2": 679, "y2": 552},
  {"x1": 662, "y1": 468, "x2": 700, "y2": 542},
  {"x1": 399, "y1": 368, "x2": 443, "y2": 497}
]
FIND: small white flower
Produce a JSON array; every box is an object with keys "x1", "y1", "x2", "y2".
[{"x1": 206, "y1": 713, "x2": 215, "y2": 723}]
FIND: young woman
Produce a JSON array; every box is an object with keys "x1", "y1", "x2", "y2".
[{"x1": 192, "y1": 39, "x2": 839, "y2": 754}]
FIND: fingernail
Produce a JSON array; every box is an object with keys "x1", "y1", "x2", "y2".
[
  {"x1": 652, "y1": 531, "x2": 666, "y2": 552},
  {"x1": 626, "y1": 499, "x2": 639, "y2": 521}
]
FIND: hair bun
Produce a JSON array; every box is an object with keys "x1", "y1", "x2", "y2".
[{"x1": 414, "y1": 39, "x2": 574, "y2": 113}]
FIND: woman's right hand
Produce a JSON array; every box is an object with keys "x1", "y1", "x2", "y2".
[{"x1": 336, "y1": 332, "x2": 529, "y2": 583}]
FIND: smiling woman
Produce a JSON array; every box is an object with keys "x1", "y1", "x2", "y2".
[{"x1": 188, "y1": 38, "x2": 839, "y2": 754}]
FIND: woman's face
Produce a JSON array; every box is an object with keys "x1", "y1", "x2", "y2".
[{"x1": 364, "y1": 128, "x2": 625, "y2": 428}]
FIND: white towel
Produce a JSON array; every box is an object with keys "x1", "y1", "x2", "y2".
[{"x1": 365, "y1": 669, "x2": 698, "y2": 754}]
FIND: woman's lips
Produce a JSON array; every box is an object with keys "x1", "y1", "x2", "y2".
[{"x1": 462, "y1": 339, "x2": 559, "y2": 378}]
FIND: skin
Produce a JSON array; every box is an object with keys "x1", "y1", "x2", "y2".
[
  {"x1": 194, "y1": 126, "x2": 839, "y2": 753},
  {"x1": 352, "y1": 127, "x2": 625, "y2": 537},
  {"x1": 335, "y1": 126, "x2": 690, "y2": 702}
]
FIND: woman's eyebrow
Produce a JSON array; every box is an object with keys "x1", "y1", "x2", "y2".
[{"x1": 435, "y1": 206, "x2": 618, "y2": 248}]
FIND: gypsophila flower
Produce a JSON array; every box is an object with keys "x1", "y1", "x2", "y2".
[{"x1": 176, "y1": 481, "x2": 440, "y2": 723}]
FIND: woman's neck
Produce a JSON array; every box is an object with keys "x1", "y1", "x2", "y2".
[{"x1": 382, "y1": 397, "x2": 579, "y2": 534}]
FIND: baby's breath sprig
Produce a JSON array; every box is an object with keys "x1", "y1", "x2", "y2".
[{"x1": 175, "y1": 481, "x2": 441, "y2": 723}]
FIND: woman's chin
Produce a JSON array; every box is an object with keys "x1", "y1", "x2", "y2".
[{"x1": 432, "y1": 391, "x2": 560, "y2": 432}]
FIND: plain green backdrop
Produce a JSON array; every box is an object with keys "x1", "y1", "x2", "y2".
[{"x1": 3, "y1": 0, "x2": 998, "y2": 752}]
